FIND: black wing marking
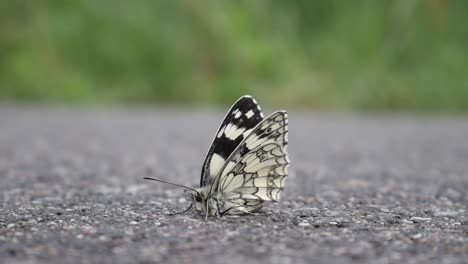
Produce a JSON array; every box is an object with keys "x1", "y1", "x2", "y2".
[{"x1": 200, "y1": 95, "x2": 264, "y2": 187}]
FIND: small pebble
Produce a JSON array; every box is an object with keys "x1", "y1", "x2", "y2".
[
  {"x1": 401, "y1": 219, "x2": 414, "y2": 224},
  {"x1": 99, "y1": 235, "x2": 109, "y2": 241},
  {"x1": 410, "y1": 217, "x2": 432, "y2": 222},
  {"x1": 434, "y1": 211, "x2": 458, "y2": 217}
]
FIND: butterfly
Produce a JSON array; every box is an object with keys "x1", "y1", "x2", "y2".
[{"x1": 145, "y1": 95, "x2": 289, "y2": 219}]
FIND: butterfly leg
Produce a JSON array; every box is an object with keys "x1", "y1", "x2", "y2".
[
  {"x1": 171, "y1": 203, "x2": 193, "y2": 215},
  {"x1": 204, "y1": 200, "x2": 209, "y2": 221}
]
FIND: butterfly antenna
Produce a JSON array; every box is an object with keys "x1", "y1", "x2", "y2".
[{"x1": 143, "y1": 177, "x2": 199, "y2": 193}]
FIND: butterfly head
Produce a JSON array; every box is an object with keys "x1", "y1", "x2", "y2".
[{"x1": 189, "y1": 189, "x2": 205, "y2": 212}]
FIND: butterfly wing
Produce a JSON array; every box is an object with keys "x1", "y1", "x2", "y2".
[
  {"x1": 211, "y1": 111, "x2": 289, "y2": 214},
  {"x1": 200, "y1": 95, "x2": 264, "y2": 187}
]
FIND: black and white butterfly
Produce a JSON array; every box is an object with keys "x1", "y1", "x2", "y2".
[{"x1": 145, "y1": 95, "x2": 289, "y2": 218}]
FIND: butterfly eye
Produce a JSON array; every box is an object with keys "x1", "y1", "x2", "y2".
[{"x1": 194, "y1": 194, "x2": 202, "y2": 202}]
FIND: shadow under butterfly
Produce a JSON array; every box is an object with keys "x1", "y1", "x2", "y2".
[{"x1": 144, "y1": 95, "x2": 289, "y2": 220}]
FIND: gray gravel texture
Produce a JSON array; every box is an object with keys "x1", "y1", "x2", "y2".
[{"x1": 0, "y1": 107, "x2": 467, "y2": 264}]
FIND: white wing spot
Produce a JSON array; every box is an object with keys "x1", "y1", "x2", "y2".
[
  {"x1": 245, "y1": 110, "x2": 254, "y2": 119},
  {"x1": 209, "y1": 154, "x2": 226, "y2": 177},
  {"x1": 235, "y1": 111, "x2": 242, "y2": 119},
  {"x1": 217, "y1": 125, "x2": 225, "y2": 138},
  {"x1": 225, "y1": 124, "x2": 245, "y2": 140}
]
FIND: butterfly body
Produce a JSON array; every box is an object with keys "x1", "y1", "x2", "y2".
[{"x1": 189, "y1": 95, "x2": 289, "y2": 216}]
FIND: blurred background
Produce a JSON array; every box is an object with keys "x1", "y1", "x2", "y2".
[{"x1": 0, "y1": 0, "x2": 466, "y2": 111}]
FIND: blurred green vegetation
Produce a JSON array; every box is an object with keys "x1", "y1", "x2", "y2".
[{"x1": 0, "y1": 0, "x2": 467, "y2": 111}]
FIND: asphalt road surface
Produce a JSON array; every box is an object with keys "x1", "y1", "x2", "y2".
[{"x1": 0, "y1": 107, "x2": 467, "y2": 264}]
